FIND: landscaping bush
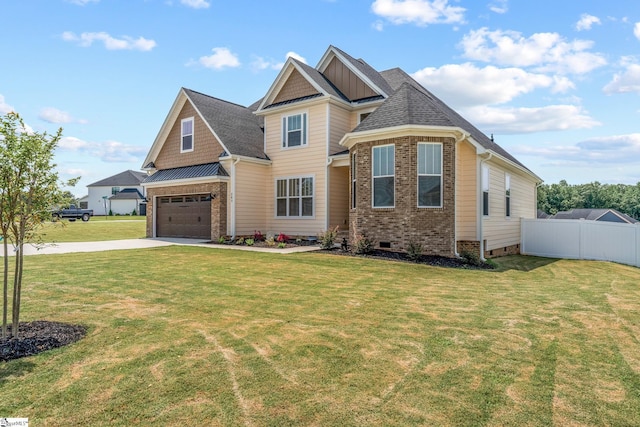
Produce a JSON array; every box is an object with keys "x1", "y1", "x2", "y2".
[
  {"x1": 406, "y1": 240, "x2": 423, "y2": 262},
  {"x1": 318, "y1": 226, "x2": 339, "y2": 250}
]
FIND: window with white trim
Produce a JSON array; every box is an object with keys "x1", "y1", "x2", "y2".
[
  {"x1": 181, "y1": 117, "x2": 194, "y2": 152},
  {"x1": 351, "y1": 152, "x2": 357, "y2": 209},
  {"x1": 482, "y1": 164, "x2": 490, "y2": 216},
  {"x1": 282, "y1": 113, "x2": 307, "y2": 148},
  {"x1": 505, "y1": 173, "x2": 511, "y2": 217},
  {"x1": 372, "y1": 145, "x2": 394, "y2": 208},
  {"x1": 417, "y1": 143, "x2": 442, "y2": 207},
  {"x1": 276, "y1": 177, "x2": 314, "y2": 217}
]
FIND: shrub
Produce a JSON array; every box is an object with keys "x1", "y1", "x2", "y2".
[
  {"x1": 265, "y1": 236, "x2": 276, "y2": 247},
  {"x1": 217, "y1": 236, "x2": 225, "y2": 244},
  {"x1": 351, "y1": 220, "x2": 374, "y2": 255},
  {"x1": 235, "y1": 237, "x2": 245, "y2": 245},
  {"x1": 132, "y1": 208, "x2": 137, "y2": 216},
  {"x1": 460, "y1": 249, "x2": 482, "y2": 266},
  {"x1": 254, "y1": 230, "x2": 264, "y2": 241},
  {"x1": 318, "y1": 226, "x2": 339, "y2": 250},
  {"x1": 406, "y1": 240, "x2": 423, "y2": 262},
  {"x1": 277, "y1": 242, "x2": 286, "y2": 249},
  {"x1": 276, "y1": 233, "x2": 289, "y2": 243},
  {"x1": 245, "y1": 238, "x2": 255, "y2": 246}
]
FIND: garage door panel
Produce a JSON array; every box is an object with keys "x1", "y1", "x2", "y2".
[{"x1": 156, "y1": 194, "x2": 211, "y2": 239}]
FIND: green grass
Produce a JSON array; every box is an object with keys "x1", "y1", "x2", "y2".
[
  {"x1": 34, "y1": 218, "x2": 146, "y2": 242},
  {"x1": 2, "y1": 249, "x2": 640, "y2": 426}
]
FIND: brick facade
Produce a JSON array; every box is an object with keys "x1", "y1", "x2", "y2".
[
  {"x1": 145, "y1": 181, "x2": 228, "y2": 240},
  {"x1": 485, "y1": 243, "x2": 520, "y2": 258},
  {"x1": 349, "y1": 136, "x2": 456, "y2": 257}
]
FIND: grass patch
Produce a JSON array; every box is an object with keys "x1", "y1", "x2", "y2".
[
  {"x1": 2, "y1": 249, "x2": 640, "y2": 425},
  {"x1": 33, "y1": 219, "x2": 146, "y2": 243}
]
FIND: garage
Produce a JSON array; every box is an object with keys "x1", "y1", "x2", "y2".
[{"x1": 156, "y1": 194, "x2": 211, "y2": 239}]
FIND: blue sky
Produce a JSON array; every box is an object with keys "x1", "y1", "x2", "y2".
[{"x1": 1, "y1": 0, "x2": 639, "y2": 196}]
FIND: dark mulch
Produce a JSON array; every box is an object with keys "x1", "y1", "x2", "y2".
[
  {"x1": 0, "y1": 321, "x2": 87, "y2": 362},
  {"x1": 320, "y1": 248, "x2": 496, "y2": 269}
]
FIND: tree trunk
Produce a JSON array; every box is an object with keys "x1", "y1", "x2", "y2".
[
  {"x1": 11, "y1": 223, "x2": 25, "y2": 339},
  {"x1": 2, "y1": 237, "x2": 7, "y2": 340}
]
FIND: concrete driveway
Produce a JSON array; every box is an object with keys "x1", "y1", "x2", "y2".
[{"x1": 10, "y1": 238, "x2": 320, "y2": 256}]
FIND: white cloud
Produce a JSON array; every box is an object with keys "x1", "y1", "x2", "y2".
[
  {"x1": 459, "y1": 27, "x2": 606, "y2": 74},
  {"x1": 181, "y1": 0, "x2": 210, "y2": 9},
  {"x1": 250, "y1": 51, "x2": 307, "y2": 71},
  {"x1": 194, "y1": 47, "x2": 241, "y2": 70},
  {"x1": 634, "y1": 22, "x2": 640, "y2": 40},
  {"x1": 488, "y1": 0, "x2": 508, "y2": 14},
  {"x1": 65, "y1": 0, "x2": 99, "y2": 5},
  {"x1": 371, "y1": 0, "x2": 465, "y2": 26},
  {"x1": 62, "y1": 31, "x2": 156, "y2": 51},
  {"x1": 372, "y1": 20, "x2": 385, "y2": 31},
  {"x1": 412, "y1": 63, "x2": 573, "y2": 108},
  {"x1": 39, "y1": 107, "x2": 88, "y2": 124},
  {"x1": 575, "y1": 14, "x2": 601, "y2": 31},
  {"x1": 462, "y1": 104, "x2": 600, "y2": 134},
  {"x1": 515, "y1": 134, "x2": 640, "y2": 165},
  {"x1": 58, "y1": 136, "x2": 147, "y2": 163},
  {"x1": 0, "y1": 94, "x2": 14, "y2": 114},
  {"x1": 603, "y1": 63, "x2": 640, "y2": 94}
]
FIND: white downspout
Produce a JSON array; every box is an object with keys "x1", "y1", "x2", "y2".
[
  {"x1": 478, "y1": 152, "x2": 493, "y2": 261},
  {"x1": 453, "y1": 132, "x2": 468, "y2": 258},
  {"x1": 231, "y1": 157, "x2": 240, "y2": 238}
]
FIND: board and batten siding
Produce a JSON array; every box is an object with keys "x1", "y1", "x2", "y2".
[
  {"x1": 234, "y1": 161, "x2": 269, "y2": 235},
  {"x1": 155, "y1": 101, "x2": 223, "y2": 170},
  {"x1": 482, "y1": 160, "x2": 537, "y2": 250},
  {"x1": 263, "y1": 103, "x2": 328, "y2": 236},
  {"x1": 455, "y1": 141, "x2": 477, "y2": 241}
]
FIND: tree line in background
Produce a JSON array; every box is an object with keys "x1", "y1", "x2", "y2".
[{"x1": 537, "y1": 180, "x2": 640, "y2": 220}]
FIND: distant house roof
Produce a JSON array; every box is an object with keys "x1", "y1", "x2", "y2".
[
  {"x1": 537, "y1": 209, "x2": 551, "y2": 219},
  {"x1": 183, "y1": 88, "x2": 267, "y2": 160},
  {"x1": 88, "y1": 170, "x2": 147, "y2": 187},
  {"x1": 549, "y1": 208, "x2": 638, "y2": 224},
  {"x1": 109, "y1": 188, "x2": 144, "y2": 200},
  {"x1": 142, "y1": 162, "x2": 228, "y2": 184}
]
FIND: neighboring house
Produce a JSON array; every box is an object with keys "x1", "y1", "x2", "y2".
[
  {"x1": 77, "y1": 194, "x2": 89, "y2": 209},
  {"x1": 87, "y1": 170, "x2": 147, "y2": 215},
  {"x1": 141, "y1": 45, "x2": 541, "y2": 258},
  {"x1": 543, "y1": 208, "x2": 638, "y2": 224}
]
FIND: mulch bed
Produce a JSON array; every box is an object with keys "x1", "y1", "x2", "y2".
[
  {"x1": 0, "y1": 321, "x2": 87, "y2": 362},
  {"x1": 319, "y1": 248, "x2": 495, "y2": 269}
]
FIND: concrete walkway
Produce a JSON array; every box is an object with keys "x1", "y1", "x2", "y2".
[{"x1": 13, "y1": 238, "x2": 321, "y2": 256}]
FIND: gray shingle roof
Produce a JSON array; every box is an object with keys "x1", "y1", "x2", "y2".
[
  {"x1": 290, "y1": 59, "x2": 348, "y2": 101},
  {"x1": 377, "y1": 68, "x2": 530, "y2": 171},
  {"x1": 143, "y1": 163, "x2": 228, "y2": 184},
  {"x1": 183, "y1": 88, "x2": 267, "y2": 160},
  {"x1": 88, "y1": 170, "x2": 147, "y2": 187},
  {"x1": 109, "y1": 188, "x2": 144, "y2": 200},
  {"x1": 551, "y1": 208, "x2": 638, "y2": 223}
]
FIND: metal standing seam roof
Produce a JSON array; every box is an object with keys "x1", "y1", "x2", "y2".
[
  {"x1": 182, "y1": 88, "x2": 267, "y2": 160},
  {"x1": 88, "y1": 170, "x2": 147, "y2": 187},
  {"x1": 142, "y1": 163, "x2": 229, "y2": 184}
]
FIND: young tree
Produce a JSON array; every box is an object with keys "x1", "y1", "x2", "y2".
[{"x1": 0, "y1": 112, "x2": 73, "y2": 339}]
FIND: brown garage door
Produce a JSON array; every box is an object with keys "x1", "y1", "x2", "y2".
[{"x1": 156, "y1": 195, "x2": 211, "y2": 239}]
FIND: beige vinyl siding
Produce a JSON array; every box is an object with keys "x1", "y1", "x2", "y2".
[
  {"x1": 329, "y1": 166, "x2": 349, "y2": 230},
  {"x1": 263, "y1": 103, "x2": 328, "y2": 236},
  {"x1": 155, "y1": 101, "x2": 223, "y2": 170},
  {"x1": 234, "y1": 161, "x2": 269, "y2": 235},
  {"x1": 483, "y1": 160, "x2": 537, "y2": 250},
  {"x1": 329, "y1": 104, "x2": 351, "y2": 155},
  {"x1": 455, "y1": 141, "x2": 477, "y2": 240}
]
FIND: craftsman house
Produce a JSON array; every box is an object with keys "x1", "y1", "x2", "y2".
[{"x1": 141, "y1": 45, "x2": 541, "y2": 258}]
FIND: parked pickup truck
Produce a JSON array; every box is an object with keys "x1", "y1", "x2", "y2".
[{"x1": 52, "y1": 205, "x2": 93, "y2": 222}]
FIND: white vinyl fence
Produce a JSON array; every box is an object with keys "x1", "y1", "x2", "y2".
[{"x1": 521, "y1": 218, "x2": 640, "y2": 268}]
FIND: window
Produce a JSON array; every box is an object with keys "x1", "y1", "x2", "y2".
[
  {"x1": 351, "y1": 152, "x2": 357, "y2": 209},
  {"x1": 417, "y1": 143, "x2": 442, "y2": 207},
  {"x1": 282, "y1": 113, "x2": 307, "y2": 148},
  {"x1": 358, "y1": 112, "x2": 371, "y2": 123},
  {"x1": 111, "y1": 187, "x2": 120, "y2": 195},
  {"x1": 505, "y1": 173, "x2": 511, "y2": 217},
  {"x1": 372, "y1": 145, "x2": 394, "y2": 208},
  {"x1": 482, "y1": 164, "x2": 490, "y2": 216},
  {"x1": 276, "y1": 177, "x2": 313, "y2": 217},
  {"x1": 181, "y1": 117, "x2": 194, "y2": 152}
]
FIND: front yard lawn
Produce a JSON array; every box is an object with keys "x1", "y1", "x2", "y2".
[
  {"x1": 34, "y1": 218, "x2": 146, "y2": 243},
  {"x1": 1, "y1": 248, "x2": 639, "y2": 426}
]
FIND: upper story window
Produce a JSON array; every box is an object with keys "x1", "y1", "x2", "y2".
[
  {"x1": 276, "y1": 176, "x2": 314, "y2": 217},
  {"x1": 282, "y1": 113, "x2": 307, "y2": 148},
  {"x1": 372, "y1": 144, "x2": 395, "y2": 208},
  {"x1": 181, "y1": 117, "x2": 194, "y2": 153},
  {"x1": 505, "y1": 173, "x2": 511, "y2": 217},
  {"x1": 417, "y1": 143, "x2": 442, "y2": 208},
  {"x1": 482, "y1": 164, "x2": 490, "y2": 216},
  {"x1": 111, "y1": 186, "x2": 120, "y2": 195}
]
